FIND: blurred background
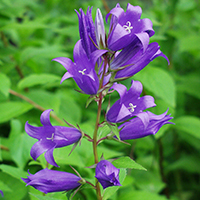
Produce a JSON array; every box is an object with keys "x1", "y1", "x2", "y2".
[{"x1": 0, "y1": 0, "x2": 200, "y2": 199}]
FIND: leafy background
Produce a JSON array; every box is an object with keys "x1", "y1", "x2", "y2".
[{"x1": 0, "y1": 0, "x2": 200, "y2": 199}]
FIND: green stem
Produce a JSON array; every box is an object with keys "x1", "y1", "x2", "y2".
[
  {"x1": 93, "y1": 54, "x2": 108, "y2": 200},
  {"x1": 93, "y1": 92, "x2": 103, "y2": 200},
  {"x1": 9, "y1": 89, "x2": 64, "y2": 124}
]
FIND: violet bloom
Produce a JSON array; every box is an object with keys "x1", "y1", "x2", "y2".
[
  {"x1": 95, "y1": 160, "x2": 121, "y2": 189},
  {"x1": 95, "y1": 8, "x2": 106, "y2": 48},
  {"x1": 53, "y1": 40, "x2": 106, "y2": 95},
  {"x1": 119, "y1": 109, "x2": 173, "y2": 140},
  {"x1": 22, "y1": 168, "x2": 81, "y2": 194},
  {"x1": 76, "y1": 7, "x2": 97, "y2": 57},
  {"x1": 25, "y1": 109, "x2": 82, "y2": 167},
  {"x1": 106, "y1": 3, "x2": 154, "y2": 51},
  {"x1": 0, "y1": 190, "x2": 3, "y2": 197},
  {"x1": 106, "y1": 80, "x2": 156, "y2": 123},
  {"x1": 113, "y1": 42, "x2": 169, "y2": 79}
]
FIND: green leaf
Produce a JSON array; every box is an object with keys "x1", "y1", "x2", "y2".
[
  {"x1": 112, "y1": 156, "x2": 147, "y2": 171},
  {"x1": 0, "y1": 180, "x2": 12, "y2": 192},
  {"x1": 174, "y1": 116, "x2": 200, "y2": 140},
  {"x1": 103, "y1": 168, "x2": 126, "y2": 200},
  {"x1": 0, "y1": 172, "x2": 27, "y2": 200},
  {"x1": 0, "y1": 101, "x2": 33, "y2": 123},
  {"x1": 0, "y1": 164, "x2": 28, "y2": 180},
  {"x1": 177, "y1": 0, "x2": 196, "y2": 11},
  {"x1": 24, "y1": 90, "x2": 60, "y2": 114},
  {"x1": 0, "y1": 73, "x2": 11, "y2": 97},
  {"x1": 179, "y1": 35, "x2": 200, "y2": 52},
  {"x1": 19, "y1": 45, "x2": 67, "y2": 64},
  {"x1": 18, "y1": 74, "x2": 61, "y2": 89},
  {"x1": 107, "y1": 123, "x2": 120, "y2": 140},
  {"x1": 131, "y1": 168, "x2": 165, "y2": 193},
  {"x1": 166, "y1": 155, "x2": 200, "y2": 173},
  {"x1": 177, "y1": 73, "x2": 200, "y2": 99},
  {"x1": 134, "y1": 66, "x2": 176, "y2": 107},
  {"x1": 29, "y1": 193, "x2": 61, "y2": 200},
  {"x1": 9, "y1": 120, "x2": 36, "y2": 168},
  {"x1": 0, "y1": 21, "x2": 48, "y2": 31},
  {"x1": 118, "y1": 190, "x2": 168, "y2": 200},
  {"x1": 55, "y1": 90, "x2": 82, "y2": 124}
]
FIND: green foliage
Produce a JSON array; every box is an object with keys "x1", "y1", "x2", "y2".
[
  {"x1": 0, "y1": 0, "x2": 200, "y2": 199},
  {"x1": 134, "y1": 66, "x2": 176, "y2": 107}
]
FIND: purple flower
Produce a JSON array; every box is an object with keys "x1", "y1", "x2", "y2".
[
  {"x1": 95, "y1": 8, "x2": 106, "y2": 48},
  {"x1": 21, "y1": 168, "x2": 81, "y2": 194},
  {"x1": 95, "y1": 160, "x2": 121, "y2": 189},
  {"x1": 119, "y1": 109, "x2": 173, "y2": 140},
  {"x1": 106, "y1": 3, "x2": 154, "y2": 51},
  {"x1": 113, "y1": 42, "x2": 169, "y2": 79},
  {"x1": 53, "y1": 40, "x2": 106, "y2": 95},
  {"x1": 25, "y1": 109, "x2": 82, "y2": 167},
  {"x1": 0, "y1": 190, "x2": 3, "y2": 197},
  {"x1": 106, "y1": 80, "x2": 156, "y2": 123},
  {"x1": 76, "y1": 7, "x2": 97, "y2": 57}
]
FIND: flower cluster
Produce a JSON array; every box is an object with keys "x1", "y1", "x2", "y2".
[
  {"x1": 53, "y1": 3, "x2": 168, "y2": 95},
  {"x1": 22, "y1": 3, "x2": 173, "y2": 197}
]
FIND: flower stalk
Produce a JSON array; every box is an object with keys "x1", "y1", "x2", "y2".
[{"x1": 92, "y1": 53, "x2": 108, "y2": 199}]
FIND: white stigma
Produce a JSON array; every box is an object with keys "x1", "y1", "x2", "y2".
[
  {"x1": 78, "y1": 69, "x2": 86, "y2": 75},
  {"x1": 123, "y1": 21, "x2": 133, "y2": 34},
  {"x1": 127, "y1": 103, "x2": 137, "y2": 113},
  {"x1": 46, "y1": 133, "x2": 54, "y2": 141}
]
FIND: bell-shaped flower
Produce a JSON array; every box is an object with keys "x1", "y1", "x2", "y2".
[
  {"x1": 76, "y1": 7, "x2": 97, "y2": 57},
  {"x1": 106, "y1": 3, "x2": 154, "y2": 51},
  {"x1": 113, "y1": 42, "x2": 169, "y2": 79},
  {"x1": 95, "y1": 8, "x2": 106, "y2": 48},
  {"x1": 119, "y1": 109, "x2": 173, "y2": 140},
  {"x1": 22, "y1": 168, "x2": 81, "y2": 194},
  {"x1": 53, "y1": 40, "x2": 107, "y2": 95},
  {"x1": 25, "y1": 109, "x2": 82, "y2": 167},
  {"x1": 95, "y1": 160, "x2": 121, "y2": 189},
  {"x1": 106, "y1": 80, "x2": 156, "y2": 123}
]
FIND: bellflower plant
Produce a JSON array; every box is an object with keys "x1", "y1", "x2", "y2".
[
  {"x1": 22, "y1": 169, "x2": 82, "y2": 194},
  {"x1": 22, "y1": 3, "x2": 173, "y2": 200},
  {"x1": 25, "y1": 109, "x2": 82, "y2": 167},
  {"x1": 95, "y1": 160, "x2": 121, "y2": 189}
]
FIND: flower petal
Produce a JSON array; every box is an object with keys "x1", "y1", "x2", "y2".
[
  {"x1": 40, "y1": 109, "x2": 53, "y2": 126},
  {"x1": 44, "y1": 145, "x2": 58, "y2": 167},
  {"x1": 61, "y1": 72, "x2": 74, "y2": 83},
  {"x1": 25, "y1": 122, "x2": 44, "y2": 139},
  {"x1": 111, "y1": 83, "x2": 127, "y2": 99},
  {"x1": 52, "y1": 57, "x2": 74, "y2": 71},
  {"x1": 30, "y1": 139, "x2": 55, "y2": 161}
]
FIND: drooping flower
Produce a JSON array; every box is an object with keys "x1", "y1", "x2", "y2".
[
  {"x1": 95, "y1": 160, "x2": 121, "y2": 189},
  {"x1": 106, "y1": 80, "x2": 156, "y2": 123},
  {"x1": 21, "y1": 168, "x2": 81, "y2": 194},
  {"x1": 119, "y1": 109, "x2": 173, "y2": 140},
  {"x1": 25, "y1": 109, "x2": 82, "y2": 167},
  {"x1": 0, "y1": 190, "x2": 3, "y2": 197},
  {"x1": 106, "y1": 3, "x2": 154, "y2": 51},
  {"x1": 53, "y1": 40, "x2": 107, "y2": 95},
  {"x1": 113, "y1": 42, "x2": 169, "y2": 79},
  {"x1": 76, "y1": 7, "x2": 97, "y2": 57}
]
